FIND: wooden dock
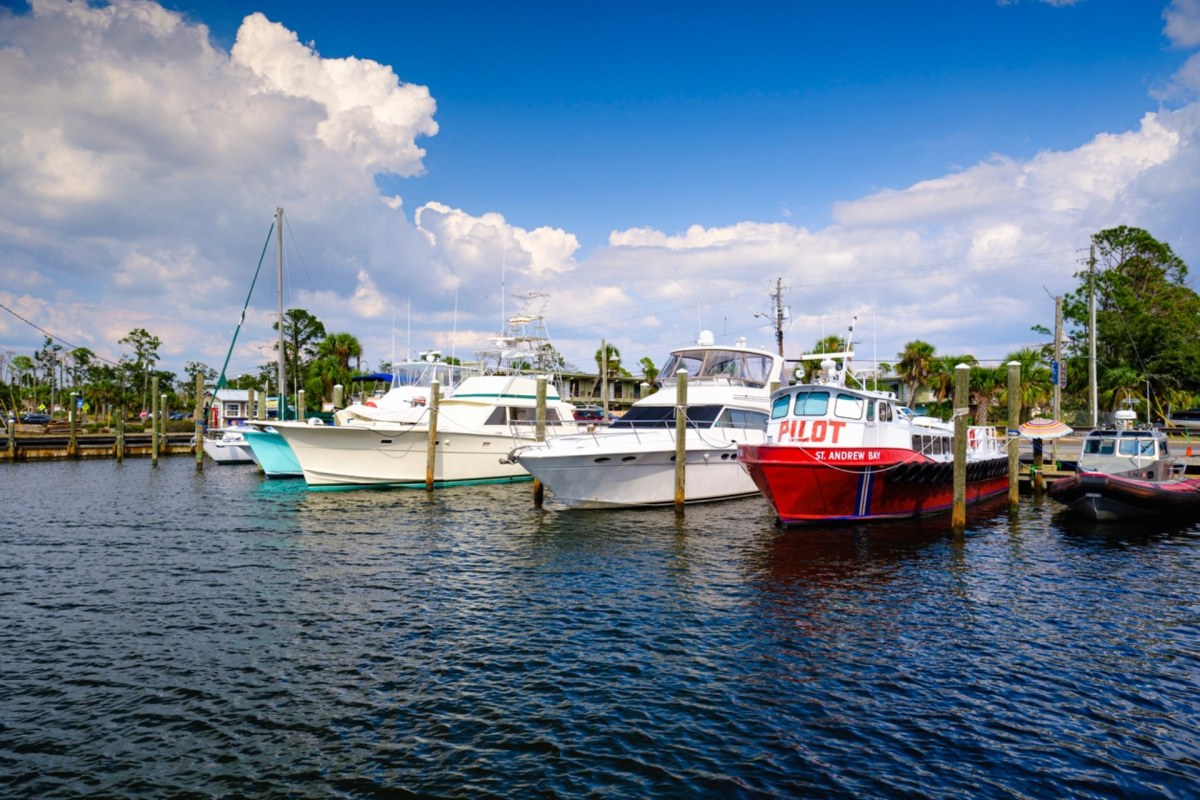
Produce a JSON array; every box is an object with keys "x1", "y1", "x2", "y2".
[{"x1": 1, "y1": 428, "x2": 197, "y2": 462}]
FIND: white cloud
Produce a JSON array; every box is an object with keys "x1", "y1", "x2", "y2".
[
  {"x1": 1165, "y1": 0, "x2": 1200, "y2": 47},
  {"x1": 1, "y1": 0, "x2": 1199, "y2": 379},
  {"x1": 231, "y1": 13, "x2": 437, "y2": 178}
]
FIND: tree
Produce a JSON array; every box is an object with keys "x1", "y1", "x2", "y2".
[
  {"x1": 1062, "y1": 227, "x2": 1200, "y2": 422},
  {"x1": 310, "y1": 332, "x2": 363, "y2": 401},
  {"x1": 968, "y1": 365, "x2": 1006, "y2": 425},
  {"x1": 275, "y1": 308, "x2": 327, "y2": 398},
  {"x1": 594, "y1": 343, "x2": 621, "y2": 377},
  {"x1": 1002, "y1": 347, "x2": 1054, "y2": 423},
  {"x1": 119, "y1": 327, "x2": 162, "y2": 412},
  {"x1": 639, "y1": 356, "x2": 659, "y2": 387},
  {"x1": 896, "y1": 340, "x2": 937, "y2": 407}
]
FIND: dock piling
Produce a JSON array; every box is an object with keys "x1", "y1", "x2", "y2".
[
  {"x1": 674, "y1": 369, "x2": 688, "y2": 513},
  {"x1": 952, "y1": 364, "x2": 969, "y2": 533}
]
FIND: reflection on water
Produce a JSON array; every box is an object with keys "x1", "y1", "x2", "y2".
[{"x1": 1, "y1": 458, "x2": 1198, "y2": 798}]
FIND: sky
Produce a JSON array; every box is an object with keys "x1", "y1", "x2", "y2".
[{"x1": 2, "y1": 0, "x2": 1200, "y2": 386}]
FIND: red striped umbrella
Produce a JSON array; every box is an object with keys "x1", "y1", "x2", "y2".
[{"x1": 1017, "y1": 418, "x2": 1073, "y2": 439}]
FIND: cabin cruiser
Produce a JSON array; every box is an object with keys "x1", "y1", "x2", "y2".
[{"x1": 508, "y1": 332, "x2": 786, "y2": 507}]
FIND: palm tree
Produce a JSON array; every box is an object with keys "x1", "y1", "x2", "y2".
[
  {"x1": 312, "y1": 332, "x2": 363, "y2": 401},
  {"x1": 896, "y1": 340, "x2": 937, "y2": 407},
  {"x1": 1002, "y1": 347, "x2": 1055, "y2": 423},
  {"x1": 969, "y1": 365, "x2": 1006, "y2": 425},
  {"x1": 639, "y1": 356, "x2": 659, "y2": 388},
  {"x1": 594, "y1": 343, "x2": 621, "y2": 378}
]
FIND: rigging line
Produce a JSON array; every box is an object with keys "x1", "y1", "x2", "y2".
[
  {"x1": 0, "y1": 300, "x2": 122, "y2": 368},
  {"x1": 282, "y1": 213, "x2": 327, "y2": 321},
  {"x1": 212, "y1": 221, "x2": 276, "y2": 394}
]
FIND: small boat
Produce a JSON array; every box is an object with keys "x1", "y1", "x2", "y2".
[
  {"x1": 736, "y1": 352, "x2": 1009, "y2": 524},
  {"x1": 1048, "y1": 425, "x2": 1200, "y2": 521},
  {"x1": 202, "y1": 426, "x2": 256, "y2": 465},
  {"x1": 508, "y1": 331, "x2": 786, "y2": 507}
]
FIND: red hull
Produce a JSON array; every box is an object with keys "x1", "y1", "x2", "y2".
[{"x1": 738, "y1": 444, "x2": 1009, "y2": 524}]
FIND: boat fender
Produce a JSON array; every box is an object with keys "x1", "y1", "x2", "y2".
[
  {"x1": 307, "y1": 417, "x2": 324, "y2": 426},
  {"x1": 364, "y1": 400, "x2": 377, "y2": 408}
]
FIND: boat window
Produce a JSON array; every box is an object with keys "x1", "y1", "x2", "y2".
[
  {"x1": 484, "y1": 407, "x2": 506, "y2": 426},
  {"x1": 771, "y1": 395, "x2": 791, "y2": 420},
  {"x1": 716, "y1": 409, "x2": 768, "y2": 429},
  {"x1": 658, "y1": 351, "x2": 705, "y2": 381},
  {"x1": 738, "y1": 355, "x2": 774, "y2": 386},
  {"x1": 867, "y1": 402, "x2": 875, "y2": 422},
  {"x1": 704, "y1": 351, "x2": 746, "y2": 380},
  {"x1": 506, "y1": 407, "x2": 566, "y2": 427},
  {"x1": 1117, "y1": 438, "x2": 1157, "y2": 456},
  {"x1": 880, "y1": 403, "x2": 893, "y2": 422},
  {"x1": 792, "y1": 391, "x2": 830, "y2": 417},
  {"x1": 834, "y1": 393, "x2": 864, "y2": 420},
  {"x1": 610, "y1": 405, "x2": 722, "y2": 429}
]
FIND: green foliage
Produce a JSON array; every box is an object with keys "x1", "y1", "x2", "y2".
[{"x1": 1062, "y1": 226, "x2": 1200, "y2": 420}]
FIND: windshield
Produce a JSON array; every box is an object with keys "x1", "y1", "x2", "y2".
[
  {"x1": 611, "y1": 405, "x2": 724, "y2": 429},
  {"x1": 658, "y1": 349, "x2": 774, "y2": 387}
]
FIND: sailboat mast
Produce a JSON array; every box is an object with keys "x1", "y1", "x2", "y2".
[{"x1": 276, "y1": 207, "x2": 286, "y2": 420}]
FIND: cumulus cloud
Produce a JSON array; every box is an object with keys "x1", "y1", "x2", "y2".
[
  {"x1": 231, "y1": 13, "x2": 437, "y2": 177},
  {"x1": 1, "y1": 0, "x2": 1199, "y2": 379},
  {"x1": 1165, "y1": 0, "x2": 1200, "y2": 47}
]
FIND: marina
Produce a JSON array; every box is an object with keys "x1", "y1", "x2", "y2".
[{"x1": 2, "y1": 456, "x2": 1198, "y2": 797}]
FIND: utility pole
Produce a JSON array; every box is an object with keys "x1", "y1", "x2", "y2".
[
  {"x1": 1089, "y1": 244, "x2": 1098, "y2": 428},
  {"x1": 1054, "y1": 295, "x2": 1063, "y2": 422},
  {"x1": 767, "y1": 277, "x2": 786, "y2": 356}
]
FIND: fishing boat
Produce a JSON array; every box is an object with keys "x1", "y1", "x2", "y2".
[
  {"x1": 244, "y1": 357, "x2": 475, "y2": 480},
  {"x1": 507, "y1": 332, "x2": 786, "y2": 507},
  {"x1": 271, "y1": 300, "x2": 581, "y2": 488},
  {"x1": 334, "y1": 358, "x2": 475, "y2": 426},
  {"x1": 1047, "y1": 423, "x2": 1200, "y2": 521},
  {"x1": 736, "y1": 352, "x2": 1009, "y2": 524},
  {"x1": 240, "y1": 426, "x2": 302, "y2": 477},
  {"x1": 201, "y1": 426, "x2": 256, "y2": 465},
  {"x1": 270, "y1": 373, "x2": 580, "y2": 487}
]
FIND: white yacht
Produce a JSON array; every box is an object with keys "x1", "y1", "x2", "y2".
[
  {"x1": 271, "y1": 373, "x2": 580, "y2": 488},
  {"x1": 508, "y1": 332, "x2": 786, "y2": 507}
]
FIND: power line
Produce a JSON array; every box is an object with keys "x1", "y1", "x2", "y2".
[{"x1": 0, "y1": 300, "x2": 123, "y2": 368}]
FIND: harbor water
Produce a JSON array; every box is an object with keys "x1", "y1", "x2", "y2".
[{"x1": 2, "y1": 457, "x2": 1198, "y2": 798}]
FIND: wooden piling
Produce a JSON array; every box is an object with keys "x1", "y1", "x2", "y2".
[
  {"x1": 194, "y1": 373, "x2": 204, "y2": 470},
  {"x1": 68, "y1": 391, "x2": 78, "y2": 458},
  {"x1": 6, "y1": 416, "x2": 14, "y2": 460},
  {"x1": 674, "y1": 369, "x2": 688, "y2": 512},
  {"x1": 951, "y1": 364, "x2": 969, "y2": 533},
  {"x1": 534, "y1": 376, "x2": 547, "y2": 508},
  {"x1": 425, "y1": 380, "x2": 440, "y2": 491},
  {"x1": 333, "y1": 384, "x2": 344, "y2": 410},
  {"x1": 1007, "y1": 361, "x2": 1021, "y2": 508},
  {"x1": 116, "y1": 415, "x2": 124, "y2": 463},
  {"x1": 151, "y1": 376, "x2": 159, "y2": 468},
  {"x1": 297, "y1": 389, "x2": 306, "y2": 422}
]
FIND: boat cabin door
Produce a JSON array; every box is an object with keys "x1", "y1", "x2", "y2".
[{"x1": 865, "y1": 399, "x2": 891, "y2": 446}]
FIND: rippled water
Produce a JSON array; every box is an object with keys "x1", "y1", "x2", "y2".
[{"x1": 2, "y1": 457, "x2": 1199, "y2": 798}]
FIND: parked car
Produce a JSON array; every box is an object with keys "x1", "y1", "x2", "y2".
[
  {"x1": 18, "y1": 413, "x2": 52, "y2": 425},
  {"x1": 573, "y1": 405, "x2": 610, "y2": 422},
  {"x1": 168, "y1": 411, "x2": 192, "y2": 420}
]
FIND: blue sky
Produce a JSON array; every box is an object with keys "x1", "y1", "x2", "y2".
[{"x1": 2, "y1": 0, "x2": 1199, "y2": 387}]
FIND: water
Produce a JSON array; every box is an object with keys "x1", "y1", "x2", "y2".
[{"x1": 2, "y1": 458, "x2": 1198, "y2": 798}]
